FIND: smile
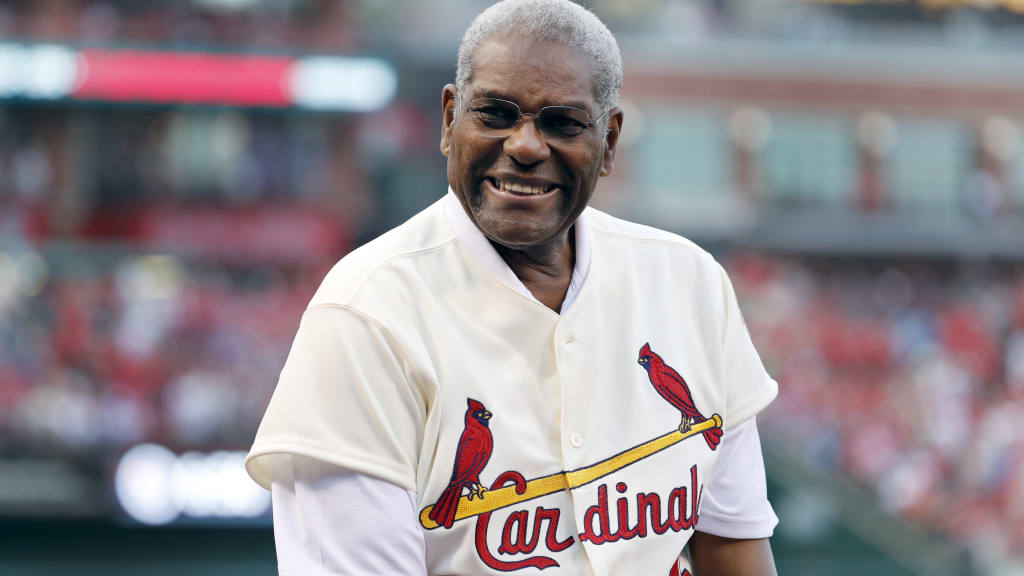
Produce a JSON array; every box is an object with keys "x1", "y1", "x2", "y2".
[{"x1": 486, "y1": 177, "x2": 560, "y2": 197}]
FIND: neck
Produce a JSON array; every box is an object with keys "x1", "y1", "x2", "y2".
[{"x1": 493, "y1": 228, "x2": 575, "y2": 313}]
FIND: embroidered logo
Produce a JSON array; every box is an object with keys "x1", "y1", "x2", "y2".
[
  {"x1": 638, "y1": 343, "x2": 723, "y2": 450},
  {"x1": 428, "y1": 398, "x2": 493, "y2": 529},
  {"x1": 422, "y1": 344, "x2": 723, "y2": 573}
]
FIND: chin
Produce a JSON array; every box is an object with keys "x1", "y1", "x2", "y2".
[{"x1": 478, "y1": 216, "x2": 554, "y2": 249}]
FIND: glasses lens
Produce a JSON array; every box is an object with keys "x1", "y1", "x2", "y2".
[
  {"x1": 469, "y1": 98, "x2": 520, "y2": 130},
  {"x1": 538, "y1": 107, "x2": 591, "y2": 138},
  {"x1": 467, "y1": 99, "x2": 595, "y2": 138}
]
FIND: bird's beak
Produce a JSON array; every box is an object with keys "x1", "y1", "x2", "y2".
[{"x1": 483, "y1": 411, "x2": 492, "y2": 420}]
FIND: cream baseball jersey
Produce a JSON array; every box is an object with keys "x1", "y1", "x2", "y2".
[{"x1": 247, "y1": 194, "x2": 778, "y2": 575}]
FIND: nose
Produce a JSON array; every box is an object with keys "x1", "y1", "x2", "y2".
[{"x1": 503, "y1": 114, "x2": 550, "y2": 166}]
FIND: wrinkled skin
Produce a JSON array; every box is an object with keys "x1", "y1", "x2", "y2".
[{"x1": 440, "y1": 35, "x2": 622, "y2": 310}]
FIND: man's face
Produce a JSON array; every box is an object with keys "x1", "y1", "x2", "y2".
[{"x1": 440, "y1": 36, "x2": 622, "y2": 250}]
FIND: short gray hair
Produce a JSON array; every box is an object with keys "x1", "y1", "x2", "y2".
[{"x1": 455, "y1": 0, "x2": 623, "y2": 115}]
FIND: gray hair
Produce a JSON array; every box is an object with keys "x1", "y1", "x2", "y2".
[{"x1": 455, "y1": 0, "x2": 623, "y2": 116}]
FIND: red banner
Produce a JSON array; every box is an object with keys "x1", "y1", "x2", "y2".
[{"x1": 75, "y1": 49, "x2": 293, "y2": 106}]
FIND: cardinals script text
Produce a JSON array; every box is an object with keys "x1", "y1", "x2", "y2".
[{"x1": 472, "y1": 465, "x2": 703, "y2": 571}]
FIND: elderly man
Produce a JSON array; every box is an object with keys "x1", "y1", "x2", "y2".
[{"x1": 246, "y1": 1, "x2": 779, "y2": 574}]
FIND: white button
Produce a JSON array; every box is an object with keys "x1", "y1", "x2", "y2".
[
  {"x1": 570, "y1": 433, "x2": 584, "y2": 448},
  {"x1": 564, "y1": 335, "x2": 575, "y2": 344}
]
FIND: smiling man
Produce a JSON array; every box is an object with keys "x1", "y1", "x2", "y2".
[{"x1": 246, "y1": 1, "x2": 779, "y2": 575}]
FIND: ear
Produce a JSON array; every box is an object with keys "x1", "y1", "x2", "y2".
[
  {"x1": 600, "y1": 107, "x2": 624, "y2": 177},
  {"x1": 440, "y1": 84, "x2": 459, "y2": 157}
]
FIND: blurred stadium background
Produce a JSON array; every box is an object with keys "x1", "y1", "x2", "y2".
[{"x1": 1, "y1": 0, "x2": 1023, "y2": 574}]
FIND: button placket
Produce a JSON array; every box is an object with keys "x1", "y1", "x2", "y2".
[{"x1": 555, "y1": 325, "x2": 580, "y2": 463}]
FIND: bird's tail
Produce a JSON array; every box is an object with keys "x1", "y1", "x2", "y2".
[
  {"x1": 702, "y1": 426, "x2": 723, "y2": 451},
  {"x1": 428, "y1": 483, "x2": 462, "y2": 529}
]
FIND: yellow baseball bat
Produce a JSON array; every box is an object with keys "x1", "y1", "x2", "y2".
[{"x1": 420, "y1": 414, "x2": 722, "y2": 529}]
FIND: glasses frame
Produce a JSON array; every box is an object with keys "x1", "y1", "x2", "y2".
[{"x1": 460, "y1": 96, "x2": 610, "y2": 140}]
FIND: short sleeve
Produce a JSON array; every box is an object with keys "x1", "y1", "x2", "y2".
[
  {"x1": 246, "y1": 305, "x2": 428, "y2": 492},
  {"x1": 719, "y1": 264, "x2": 778, "y2": 429}
]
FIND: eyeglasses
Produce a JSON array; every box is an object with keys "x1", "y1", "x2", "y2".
[{"x1": 462, "y1": 97, "x2": 608, "y2": 140}]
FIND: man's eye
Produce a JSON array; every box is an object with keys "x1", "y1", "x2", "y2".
[
  {"x1": 475, "y1": 107, "x2": 517, "y2": 125},
  {"x1": 544, "y1": 114, "x2": 587, "y2": 136},
  {"x1": 479, "y1": 106, "x2": 514, "y2": 118}
]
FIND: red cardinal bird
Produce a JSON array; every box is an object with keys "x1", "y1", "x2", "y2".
[
  {"x1": 638, "y1": 343, "x2": 722, "y2": 450},
  {"x1": 429, "y1": 398, "x2": 494, "y2": 529}
]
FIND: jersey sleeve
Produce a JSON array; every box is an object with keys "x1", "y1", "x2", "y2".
[
  {"x1": 718, "y1": 263, "x2": 778, "y2": 430},
  {"x1": 246, "y1": 304, "x2": 429, "y2": 492}
]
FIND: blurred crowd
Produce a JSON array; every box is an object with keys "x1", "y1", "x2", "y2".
[
  {"x1": 0, "y1": 252, "x2": 326, "y2": 458},
  {"x1": 3, "y1": 0, "x2": 1024, "y2": 570},
  {"x1": 3, "y1": 244, "x2": 1022, "y2": 563},
  {"x1": 6, "y1": 0, "x2": 1018, "y2": 56},
  {"x1": 0, "y1": 0, "x2": 359, "y2": 52},
  {"x1": 731, "y1": 253, "x2": 1024, "y2": 561}
]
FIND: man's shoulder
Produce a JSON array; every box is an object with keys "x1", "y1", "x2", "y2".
[
  {"x1": 583, "y1": 207, "x2": 731, "y2": 322},
  {"x1": 584, "y1": 206, "x2": 718, "y2": 268},
  {"x1": 309, "y1": 198, "x2": 457, "y2": 308}
]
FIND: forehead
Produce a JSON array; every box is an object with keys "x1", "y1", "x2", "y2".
[{"x1": 465, "y1": 36, "x2": 597, "y2": 112}]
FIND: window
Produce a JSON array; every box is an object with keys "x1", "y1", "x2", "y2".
[
  {"x1": 761, "y1": 114, "x2": 855, "y2": 206},
  {"x1": 637, "y1": 109, "x2": 729, "y2": 201},
  {"x1": 884, "y1": 118, "x2": 970, "y2": 210}
]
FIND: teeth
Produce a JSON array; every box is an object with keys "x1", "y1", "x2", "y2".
[{"x1": 496, "y1": 179, "x2": 549, "y2": 195}]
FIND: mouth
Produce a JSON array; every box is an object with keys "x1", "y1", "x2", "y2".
[{"x1": 484, "y1": 177, "x2": 561, "y2": 198}]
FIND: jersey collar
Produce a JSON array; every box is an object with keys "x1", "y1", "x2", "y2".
[{"x1": 442, "y1": 188, "x2": 591, "y2": 314}]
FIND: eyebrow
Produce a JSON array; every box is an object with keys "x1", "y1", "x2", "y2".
[{"x1": 469, "y1": 89, "x2": 594, "y2": 114}]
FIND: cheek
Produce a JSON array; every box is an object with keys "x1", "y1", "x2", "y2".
[
  {"x1": 445, "y1": 137, "x2": 473, "y2": 186},
  {"x1": 571, "y1": 148, "x2": 604, "y2": 184},
  {"x1": 452, "y1": 134, "x2": 498, "y2": 175}
]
